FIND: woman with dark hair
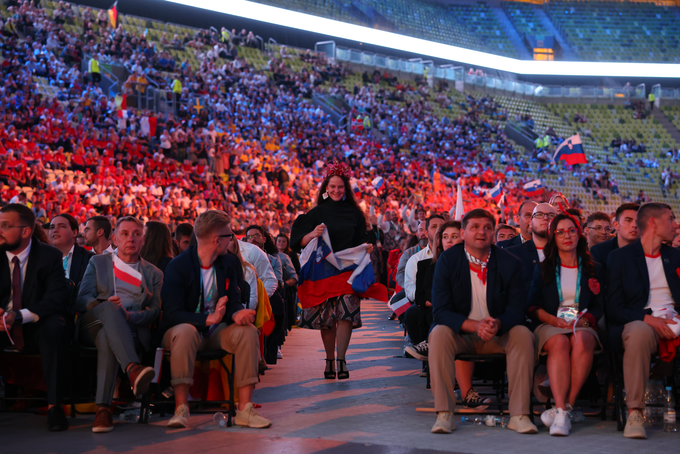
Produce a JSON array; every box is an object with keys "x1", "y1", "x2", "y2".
[
  {"x1": 276, "y1": 234, "x2": 301, "y2": 274},
  {"x1": 140, "y1": 221, "x2": 175, "y2": 274},
  {"x1": 290, "y1": 162, "x2": 371, "y2": 380},
  {"x1": 528, "y1": 213, "x2": 604, "y2": 436}
]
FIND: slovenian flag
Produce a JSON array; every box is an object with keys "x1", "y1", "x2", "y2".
[
  {"x1": 487, "y1": 181, "x2": 503, "y2": 203},
  {"x1": 297, "y1": 226, "x2": 388, "y2": 308},
  {"x1": 388, "y1": 293, "x2": 411, "y2": 317},
  {"x1": 524, "y1": 179, "x2": 544, "y2": 195},
  {"x1": 553, "y1": 134, "x2": 587, "y2": 165},
  {"x1": 372, "y1": 176, "x2": 384, "y2": 190},
  {"x1": 113, "y1": 253, "x2": 142, "y2": 287},
  {"x1": 472, "y1": 187, "x2": 485, "y2": 197}
]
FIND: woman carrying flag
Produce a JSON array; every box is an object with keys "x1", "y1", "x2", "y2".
[{"x1": 291, "y1": 162, "x2": 373, "y2": 380}]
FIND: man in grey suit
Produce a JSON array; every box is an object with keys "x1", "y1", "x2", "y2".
[{"x1": 76, "y1": 216, "x2": 162, "y2": 434}]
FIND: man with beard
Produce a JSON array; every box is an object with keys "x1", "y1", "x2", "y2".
[
  {"x1": 508, "y1": 203, "x2": 557, "y2": 295},
  {"x1": 497, "y1": 201, "x2": 537, "y2": 249},
  {"x1": 0, "y1": 204, "x2": 72, "y2": 431},
  {"x1": 83, "y1": 215, "x2": 114, "y2": 255}
]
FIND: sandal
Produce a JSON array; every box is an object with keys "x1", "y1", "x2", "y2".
[
  {"x1": 337, "y1": 359, "x2": 349, "y2": 380},
  {"x1": 324, "y1": 359, "x2": 336, "y2": 379}
]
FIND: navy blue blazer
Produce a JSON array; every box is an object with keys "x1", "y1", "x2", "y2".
[
  {"x1": 432, "y1": 243, "x2": 528, "y2": 336},
  {"x1": 69, "y1": 244, "x2": 94, "y2": 287},
  {"x1": 590, "y1": 237, "x2": 619, "y2": 274},
  {"x1": 606, "y1": 240, "x2": 680, "y2": 327},
  {"x1": 507, "y1": 240, "x2": 540, "y2": 296},
  {"x1": 497, "y1": 235, "x2": 523, "y2": 249},
  {"x1": 527, "y1": 261, "x2": 604, "y2": 325},
  {"x1": 159, "y1": 246, "x2": 244, "y2": 338}
]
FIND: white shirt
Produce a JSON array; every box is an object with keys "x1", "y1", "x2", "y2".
[
  {"x1": 559, "y1": 265, "x2": 579, "y2": 307},
  {"x1": 536, "y1": 246, "x2": 545, "y2": 263},
  {"x1": 200, "y1": 265, "x2": 217, "y2": 314},
  {"x1": 5, "y1": 240, "x2": 39, "y2": 324},
  {"x1": 404, "y1": 245, "x2": 432, "y2": 303},
  {"x1": 468, "y1": 265, "x2": 490, "y2": 322},
  {"x1": 645, "y1": 254, "x2": 675, "y2": 312},
  {"x1": 238, "y1": 240, "x2": 277, "y2": 297},
  {"x1": 63, "y1": 244, "x2": 75, "y2": 279}
]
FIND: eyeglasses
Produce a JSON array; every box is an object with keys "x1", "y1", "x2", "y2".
[
  {"x1": 246, "y1": 233, "x2": 262, "y2": 241},
  {"x1": 555, "y1": 228, "x2": 580, "y2": 238},
  {"x1": 0, "y1": 223, "x2": 29, "y2": 232},
  {"x1": 218, "y1": 233, "x2": 235, "y2": 241},
  {"x1": 588, "y1": 225, "x2": 612, "y2": 232},
  {"x1": 532, "y1": 212, "x2": 556, "y2": 220}
]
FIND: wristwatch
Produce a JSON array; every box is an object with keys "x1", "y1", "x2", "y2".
[
  {"x1": 581, "y1": 318, "x2": 590, "y2": 328},
  {"x1": 13, "y1": 311, "x2": 23, "y2": 325}
]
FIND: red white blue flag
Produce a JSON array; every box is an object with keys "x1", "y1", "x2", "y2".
[
  {"x1": 297, "y1": 226, "x2": 388, "y2": 308},
  {"x1": 523, "y1": 179, "x2": 544, "y2": 195},
  {"x1": 553, "y1": 134, "x2": 587, "y2": 165},
  {"x1": 487, "y1": 181, "x2": 503, "y2": 203}
]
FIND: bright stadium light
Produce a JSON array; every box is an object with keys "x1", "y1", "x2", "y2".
[{"x1": 167, "y1": 0, "x2": 680, "y2": 78}]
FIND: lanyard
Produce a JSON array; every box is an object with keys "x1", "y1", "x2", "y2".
[
  {"x1": 555, "y1": 257, "x2": 581, "y2": 307},
  {"x1": 197, "y1": 266, "x2": 216, "y2": 314}
]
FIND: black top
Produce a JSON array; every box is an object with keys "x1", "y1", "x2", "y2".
[
  {"x1": 69, "y1": 244, "x2": 94, "y2": 287},
  {"x1": 507, "y1": 240, "x2": 540, "y2": 296},
  {"x1": 497, "y1": 235, "x2": 523, "y2": 249},
  {"x1": 158, "y1": 246, "x2": 244, "y2": 340},
  {"x1": 290, "y1": 199, "x2": 368, "y2": 253},
  {"x1": 0, "y1": 241, "x2": 70, "y2": 319},
  {"x1": 415, "y1": 258, "x2": 433, "y2": 308},
  {"x1": 590, "y1": 237, "x2": 619, "y2": 274},
  {"x1": 432, "y1": 243, "x2": 528, "y2": 335}
]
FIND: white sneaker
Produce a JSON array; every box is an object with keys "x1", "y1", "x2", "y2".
[
  {"x1": 277, "y1": 347, "x2": 283, "y2": 359},
  {"x1": 549, "y1": 408, "x2": 571, "y2": 436},
  {"x1": 167, "y1": 403, "x2": 190, "y2": 428},
  {"x1": 540, "y1": 407, "x2": 557, "y2": 427},
  {"x1": 431, "y1": 411, "x2": 454, "y2": 434},
  {"x1": 623, "y1": 410, "x2": 647, "y2": 439},
  {"x1": 235, "y1": 402, "x2": 272, "y2": 428}
]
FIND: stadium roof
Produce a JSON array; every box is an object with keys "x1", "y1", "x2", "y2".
[{"x1": 168, "y1": 0, "x2": 680, "y2": 78}]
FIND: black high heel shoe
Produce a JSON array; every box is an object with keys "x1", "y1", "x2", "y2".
[
  {"x1": 324, "y1": 359, "x2": 336, "y2": 379},
  {"x1": 337, "y1": 359, "x2": 349, "y2": 380}
]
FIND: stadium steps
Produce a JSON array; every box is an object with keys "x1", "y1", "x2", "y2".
[
  {"x1": 491, "y1": 7, "x2": 533, "y2": 60},
  {"x1": 532, "y1": 6, "x2": 578, "y2": 61},
  {"x1": 652, "y1": 109, "x2": 680, "y2": 145}
]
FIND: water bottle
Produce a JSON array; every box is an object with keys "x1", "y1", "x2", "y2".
[
  {"x1": 664, "y1": 386, "x2": 677, "y2": 433},
  {"x1": 461, "y1": 416, "x2": 485, "y2": 425},
  {"x1": 119, "y1": 409, "x2": 140, "y2": 422},
  {"x1": 213, "y1": 412, "x2": 227, "y2": 427}
]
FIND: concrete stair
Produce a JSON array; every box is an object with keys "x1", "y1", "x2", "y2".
[
  {"x1": 491, "y1": 6, "x2": 532, "y2": 60},
  {"x1": 532, "y1": 6, "x2": 578, "y2": 61},
  {"x1": 652, "y1": 109, "x2": 680, "y2": 145}
]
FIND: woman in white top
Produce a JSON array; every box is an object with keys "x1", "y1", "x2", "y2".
[{"x1": 527, "y1": 213, "x2": 604, "y2": 437}]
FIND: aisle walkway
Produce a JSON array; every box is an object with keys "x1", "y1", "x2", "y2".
[{"x1": 1, "y1": 300, "x2": 677, "y2": 453}]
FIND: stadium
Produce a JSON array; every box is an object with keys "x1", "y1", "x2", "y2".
[{"x1": 1, "y1": 0, "x2": 680, "y2": 453}]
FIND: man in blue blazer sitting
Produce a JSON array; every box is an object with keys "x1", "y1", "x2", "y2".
[
  {"x1": 606, "y1": 202, "x2": 680, "y2": 439},
  {"x1": 160, "y1": 210, "x2": 271, "y2": 430},
  {"x1": 429, "y1": 209, "x2": 536, "y2": 435}
]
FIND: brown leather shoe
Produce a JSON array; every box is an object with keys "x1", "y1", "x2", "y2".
[
  {"x1": 127, "y1": 364, "x2": 155, "y2": 397},
  {"x1": 92, "y1": 407, "x2": 114, "y2": 433}
]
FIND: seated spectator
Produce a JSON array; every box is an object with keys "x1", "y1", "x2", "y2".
[
  {"x1": 584, "y1": 212, "x2": 612, "y2": 251},
  {"x1": 76, "y1": 216, "x2": 161, "y2": 433},
  {"x1": 527, "y1": 213, "x2": 603, "y2": 436},
  {"x1": 159, "y1": 210, "x2": 271, "y2": 429},
  {"x1": 429, "y1": 209, "x2": 536, "y2": 434},
  {"x1": 48, "y1": 213, "x2": 93, "y2": 289},
  {"x1": 140, "y1": 221, "x2": 175, "y2": 274},
  {"x1": 174, "y1": 222, "x2": 194, "y2": 254},
  {"x1": 495, "y1": 223, "x2": 517, "y2": 244},
  {"x1": 0, "y1": 204, "x2": 73, "y2": 431},
  {"x1": 606, "y1": 202, "x2": 680, "y2": 439}
]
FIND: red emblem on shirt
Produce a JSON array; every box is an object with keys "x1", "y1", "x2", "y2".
[
  {"x1": 676, "y1": 268, "x2": 680, "y2": 278},
  {"x1": 588, "y1": 278, "x2": 600, "y2": 295},
  {"x1": 225, "y1": 278, "x2": 230, "y2": 290}
]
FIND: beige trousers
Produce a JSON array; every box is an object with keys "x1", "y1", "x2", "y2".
[
  {"x1": 428, "y1": 324, "x2": 535, "y2": 416},
  {"x1": 162, "y1": 322, "x2": 260, "y2": 389},
  {"x1": 621, "y1": 320, "x2": 659, "y2": 410}
]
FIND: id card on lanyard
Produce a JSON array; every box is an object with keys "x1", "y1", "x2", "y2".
[
  {"x1": 197, "y1": 267, "x2": 216, "y2": 314},
  {"x1": 556, "y1": 258, "x2": 581, "y2": 323}
]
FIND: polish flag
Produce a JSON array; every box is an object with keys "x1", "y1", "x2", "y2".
[{"x1": 113, "y1": 253, "x2": 142, "y2": 287}]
